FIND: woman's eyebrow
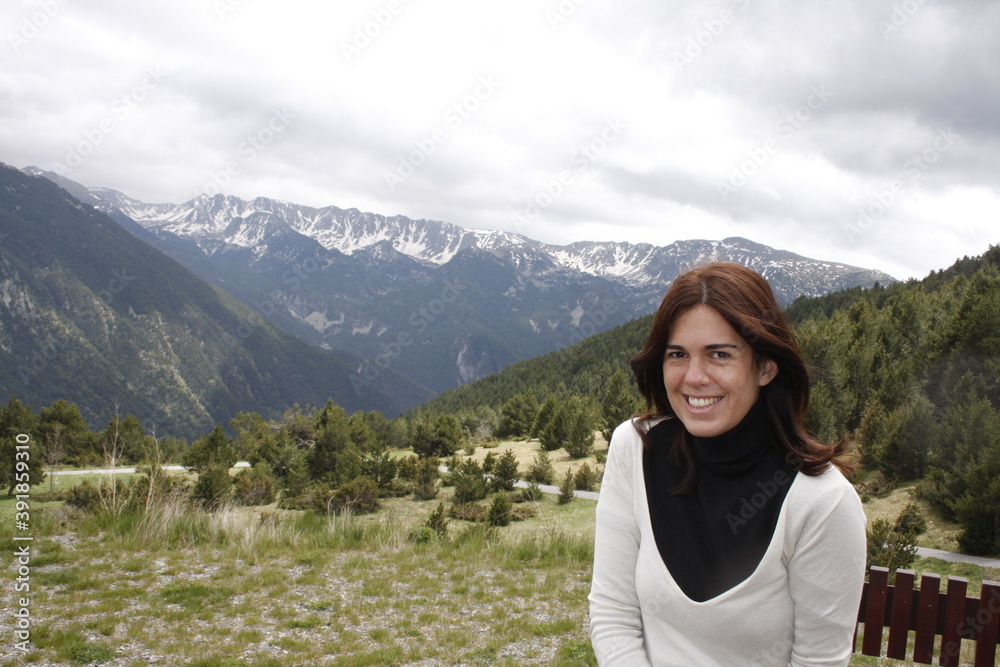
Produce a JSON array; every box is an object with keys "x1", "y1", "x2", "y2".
[{"x1": 665, "y1": 343, "x2": 740, "y2": 350}]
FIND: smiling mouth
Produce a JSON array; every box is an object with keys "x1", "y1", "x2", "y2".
[{"x1": 686, "y1": 396, "x2": 722, "y2": 408}]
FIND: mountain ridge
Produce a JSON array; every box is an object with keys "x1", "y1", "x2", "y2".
[
  {"x1": 70, "y1": 178, "x2": 897, "y2": 293},
  {"x1": 23, "y1": 167, "x2": 896, "y2": 395}
]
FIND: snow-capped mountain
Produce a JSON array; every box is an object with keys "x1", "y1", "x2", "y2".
[
  {"x1": 79, "y1": 184, "x2": 892, "y2": 300},
  {"x1": 25, "y1": 168, "x2": 895, "y2": 394},
  {"x1": 89, "y1": 186, "x2": 527, "y2": 265}
]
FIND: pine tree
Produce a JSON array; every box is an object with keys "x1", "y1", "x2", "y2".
[
  {"x1": 600, "y1": 370, "x2": 638, "y2": 442},
  {"x1": 540, "y1": 402, "x2": 571, "y2": 452},
  {"x1": 496, "y1": 393, "x2": 539, "y2": 439},
  {"x1": 491, "y1": 449, "x2": 520, "y2": 492},
  {"x1": 525, "y1": 450, "x2": 555, "y2": 485},
  {"x1": 307, "y1": 401, "x2": 353, "y2": 482},
  {"x1": 192, "y1": 464, "x2": 233, "y2": 510},
  {"x1": 452, "y1": 459, "x2": 488, "y2": 505},
  {"x1": 0, "y1": 396, "x2": 44, "y2": 496},
  {"x1": 558, "y1": 467, "x2": 575, "y2": 505},
  {"x1": 229, "y1": 410, "x2": 269, "y2": 460},
  {"x1": 488, "y1": 491, "x2": 513, "y2": 527},
  {"x1": 564, "y1": 397, "x2": 596, "y2": 458},
  {"x1": 412, "y1": 413, "x2": 465, "y2": 458},
  {"x1": 574, "y1": 461, "x2": 598, "y2": 491},
  {"x1": 412, "y1": 456, "x2": 440, "y2": 500},
  {"x1": 425, "y1": 501, "x2": 449, "y2": 537},
  {"x1": 38, "y1": 399, "x2": 90, "y2": 468},
  {"x1": 183, "y1": 424, "x2": 237, "y2": 472},
  {"x1": 532, "y1": 395, "x2": 558, "y2": 439}
]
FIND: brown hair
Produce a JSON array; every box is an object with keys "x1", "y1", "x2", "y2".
[{"x1": 630, "y1": 262, "x2": 852, "y2": 493}]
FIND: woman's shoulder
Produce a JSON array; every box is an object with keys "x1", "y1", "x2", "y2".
[
  {"x1": 610, "y1": 415, "x2": 674, "y2": 445},
  {"x1": 607, "y1": 416, "x2": 677, "y2": 469},
  {"x1": 795, "y1": 464, "x2": 856, "y2": 491},
  {"x1": 609, "y1": 418, "x2": 643, "y2": 450},
  {"x1": 786, "y1": 465, "x2": 864, "y2": 520}
]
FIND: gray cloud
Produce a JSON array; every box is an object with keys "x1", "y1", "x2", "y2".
[{"x1": 2, "y1": 0, "x2": 997, "y2": 279}]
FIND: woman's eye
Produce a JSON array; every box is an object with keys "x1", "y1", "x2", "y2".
[{"x1": 666, "y1": 351, "x2": 686, "y2": 360}]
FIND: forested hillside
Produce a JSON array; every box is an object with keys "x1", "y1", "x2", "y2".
[
  {"x1": 420, "y1": 246, "x2": 1000, "y2": 554},
  {"x1": 794, "y1": 246, "x2": 1000, "y2": 554}
]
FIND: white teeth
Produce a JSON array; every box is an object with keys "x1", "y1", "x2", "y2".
[{"x1": 687, "y1": 396, "x2": 722, "y2": 408}]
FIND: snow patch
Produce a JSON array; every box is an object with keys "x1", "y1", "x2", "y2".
[{"x1": 303, "y1": 311, "x2": 337, "y2": 332}]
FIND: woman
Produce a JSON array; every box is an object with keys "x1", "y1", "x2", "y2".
[{"x1": 589, "y1": 262, "x2": 866, "y2": 666}]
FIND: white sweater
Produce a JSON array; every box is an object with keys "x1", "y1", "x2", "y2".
[{"x1": 589, "y1": 420, "x2": 867, "y2": 667}]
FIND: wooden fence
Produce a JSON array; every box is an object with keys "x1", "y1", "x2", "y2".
[{"x1": 855, "y1": 566, "x2": 1000, "y2": 666}]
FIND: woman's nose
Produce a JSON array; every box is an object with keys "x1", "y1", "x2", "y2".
[{"x1": 684, "y1": 358, "x2": 711, "y2": 387}]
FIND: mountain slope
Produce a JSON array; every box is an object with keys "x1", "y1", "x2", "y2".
[
  {"x1": 0, "y1": 164, "x2": 432, "y2": 438},
  {"x1": 414, "y1": 314, "x2": 654, "y2": 416},
  {"x1": 25, "y1": 169, "x2": 895, "y2": 395}
]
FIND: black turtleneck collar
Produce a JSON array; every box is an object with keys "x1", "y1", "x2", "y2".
[{"x1": 690, "y1": 396, "x2": 771, "y2": 465}]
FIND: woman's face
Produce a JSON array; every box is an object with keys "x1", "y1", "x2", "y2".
[{"x1": 662, "y1": 305, "x2": 777, "y2": 438}]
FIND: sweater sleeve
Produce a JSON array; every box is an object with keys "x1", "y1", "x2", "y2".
[
  {"x1": 589, "y1": 421, "x2": 654, "y2": 667},
  {"x1": 786, "y1": 470, "x2": 867, "y2": 667}
]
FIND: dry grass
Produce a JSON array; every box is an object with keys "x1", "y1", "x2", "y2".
[
  {"x1": 861, "y1": 481, "x2": 963, "y2": 552},
  {"x1": 465, "y1": 435, "x2": 608, "y2": 492}
]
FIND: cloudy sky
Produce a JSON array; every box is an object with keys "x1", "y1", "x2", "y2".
[{"x1": 3, "y1": 0, "x2": 998, "y2": 280}]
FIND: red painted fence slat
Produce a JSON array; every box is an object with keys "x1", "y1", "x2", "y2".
[
  {"x1": 913, "y1": 572, "x2": 940, "y2": 664},
  {"x1": 940, "y1": 575, "x2": 969, "y2": 667},
  {"x1": 974, "y1": 581, "x2": 1000, "y2": 667},
  {"x1": 887, "y1": 569, "x2": 915, "y2": 660},
  {"x1": 862, "y1": 567, "x2": 889, "y2": 657}
]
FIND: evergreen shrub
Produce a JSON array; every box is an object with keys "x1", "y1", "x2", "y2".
[
  {"x1": 233, "y1": 464, "x2": 277, "y2": 506},
  {"x1": 192, "y1": 465, "x2": 233, "y2": 510},
  {"x1": 488, "y1": 491, "x2": 513, "y2": 527}
]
